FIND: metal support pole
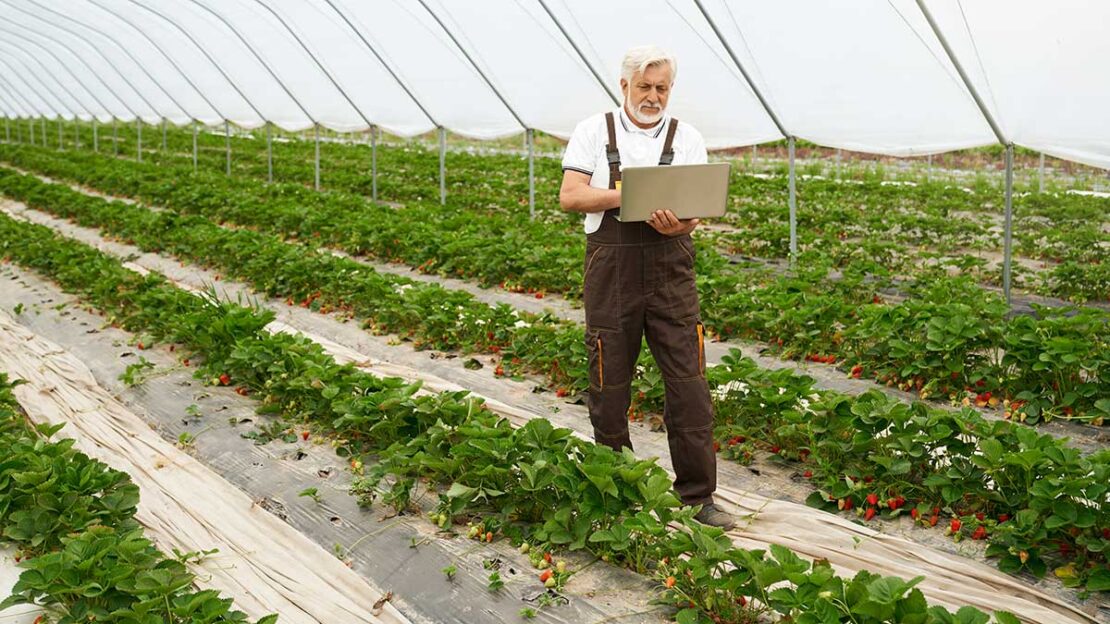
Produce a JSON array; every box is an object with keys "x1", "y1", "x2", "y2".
[
  {"x1": 16, "y1": 119, "x2": 22, "y2": 142},
  {"x1": 41, "y1": 118, "x2": 46, "y2": 147},
  {"x1": 926, "y1": 153, "x2": 932, "y2": 181},
  {"x1": 28, "y1": 119, "x2": 34, "y2": 146},
  {"x1": 57, "y1": 118, "x2": 62, "y2": 150},
  {"x1": 112, "y1": 120, "x2": 118, "y2": 156},
  {"x1": 371, "y1": 125, "x2": 378, "y2": 203},
  {"x1": 4, "y1": 117, "x2": 9, "y2": 143},
  {"x1": 527, "y1": 128, "x2": 535, "y2": 219},
  {"x1": 161, "y1": 119, "x2": 167, "y2": 150},
  {"x1": 438, "y1": 127, "x2": 446, "y2": 205},
  {"x1": 314, "y1": 124, "x2": 321, "y2": 191},
  {"x1": 266, "y1": 123, "x2": 273, "y2": 183},
  {"x1": 192, "y1": 122, "x2": 198, "y2": 173},
  {"x1": 1038, "y1": 152, "x2": 1045, "y2": 193},
  {"x1": 1002, "y1": 145, "x2": 1014, "y2": 304},
  {"x1": 225, "y1": 121, "x2": 231, "y2": 176},
  {"x1": 136, "y1": 119, "x2": 142, "y2": 162},
  {"x1": 92, "y1": 119, "x2": 97, "y2": 152},
  {"x1": 788, "y1": 137, "x2": 798, "y2": 263}
]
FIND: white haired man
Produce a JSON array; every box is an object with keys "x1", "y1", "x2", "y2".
[{"x1": 559, "y1": 45, "x2": 735, "y2": 529}]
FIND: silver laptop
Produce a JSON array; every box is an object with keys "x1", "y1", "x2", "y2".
[{"x1": 617, "y1": 162, "x2": 731, "y2": 222}]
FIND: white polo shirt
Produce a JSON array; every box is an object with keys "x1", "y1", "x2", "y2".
[{"x1": 562, "y1": 107, "x2": 708, "y2": 234}]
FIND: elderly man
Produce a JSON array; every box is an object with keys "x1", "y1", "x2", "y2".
[{"x1": 559, "y1": 45, "x2": 735, "y2": 529}]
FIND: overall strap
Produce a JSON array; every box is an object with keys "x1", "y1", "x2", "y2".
[
  {"x1": 658, "y1": 118, "x2": 680, "y2": 165},
  {"x1": 605, "y1": 112, "x2": 621, "y2": 190}
]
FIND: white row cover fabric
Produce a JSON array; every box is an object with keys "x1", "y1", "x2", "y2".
[{"x1": 0, "y1": 0, "x2": 1107, "y2": 168}]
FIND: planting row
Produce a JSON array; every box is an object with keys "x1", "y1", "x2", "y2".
[
  {"x1": 0, "y1": 194, "x2": 1026, "y2": 623},
  {"x1": 0, "y1": 373, "x2": 276, "y2": 623},
  {"x1": 76, "y1": 120, "x2": 1110, "y2": 302},
  {"x1": 1, "y1": 169, "x2": 1106, "y2": 594},
  {"x1": 2, "y1": 145, "x2": 1107, "y2": 426}
]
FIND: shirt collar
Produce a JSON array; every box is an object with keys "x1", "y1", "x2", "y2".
[{"x1": 618, "y1": 107, "x2": 667, "y2": 138}]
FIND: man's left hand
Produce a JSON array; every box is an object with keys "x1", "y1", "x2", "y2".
[{"x1": 647, "y1": 210, "x2": 699, "y2": 236}]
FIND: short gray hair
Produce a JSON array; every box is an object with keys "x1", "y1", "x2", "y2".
[{"x1": 620, "y1": 45, "x2": 677, "y2": 85}]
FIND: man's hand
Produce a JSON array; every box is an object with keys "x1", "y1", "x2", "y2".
[{"x1": 647, "y1": 210, "x2": 699, "y2": 236}]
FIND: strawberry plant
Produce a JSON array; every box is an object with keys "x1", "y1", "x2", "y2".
[
  {"x1": 0, "y1": 208, "x2": 1032, "y2": 620},
  {"x1": 0, "y1": 374, "x2": 274, "y2": 623}
]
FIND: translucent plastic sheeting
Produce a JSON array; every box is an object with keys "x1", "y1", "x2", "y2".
[
  {"x1": 2, "y1": 0, "x2": 218, "y2": 125},
  {"x1": 330, "y1": 0, "x2": 531, "y2": 139},
  {"x1": 2, "y1": 0, "x2": 186, "y2": 125},
  {"x1": 924, "y1": 0, "x2": 1110, "y2": 169},
  {"x1": 696, "y1": 0, "x2": 996, "y2": 155},
  {"x1": 541, "y1": 0, "x2": 784, "y2": 146},
  {"x1": 0, "y1": 0, "x2": 1108, "y2": 170},
  {"x1": 0, "y1": 35, "x2": 105, "y2": 120},
  {"x1": 246, "y1": 0, "x2": 445, "y2": 137},
  {"x1": 0, "y1": 9, "x2": 146, "y2": 122}
]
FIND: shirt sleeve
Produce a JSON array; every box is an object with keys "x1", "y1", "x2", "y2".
[{"x1": 561, "y1": 118, "x2": 597, "y2": 176}]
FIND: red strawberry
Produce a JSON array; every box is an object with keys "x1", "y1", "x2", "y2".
[
  {"x1": 866, "y1": 493, "x2": 879, "y2": 507},
  {"x1": 803, "y1": 470, "x2": 813, "y2": 479},
  {"x1": 842, "y1": 497, "x2": 854, "y2": 511},
  {"x1": 555, "y1": 388, "x2": 568, "y2": 397},
  {"x1": 850, "y1": 365, "x2": 863, "y2": 378},
  {"x1": 543, "y1": 552, "x2": 552, "y2": 564},
  {"x1": 864, "y1": 507, "x2": 877, "y2": 521},
  {"x1": 997, "y1": 514, "x2": 1009, "y2": 523},
  {"x1": 539, "y1": 569, "x2": 552, "y2": 583},
  {"x1": 975, "y1": 512, "x2": 985, "y2": 521},
  {"x1": 301, "y1": 431, "x2": 310, "y2": 441},
  {"x1": 494, "y1": 365, "x2": 504, "y2": 377},
  {"x1": 137, "y1": 342, "x2": 145, "y2": 350},
  {"x1": 219, "y1": 373, "x2": 231, "y2": 386},
  {"x1": 664, "y1": 576, "x2": 676, "y2": 588},
  {"x1": 535, "y1": 292, "x2": 544, "y2": 299},
  {"x1": 863, "y1": 475, "x2": 874, "y2": 484},
  {"x1": 888, "y1": 498, "x2": 899, "y2": 510},
  {"x1": 770, "y1": 445, "x2": 781, "y2": 454},
  {"x1": 894, "y1": 496, "x2": 906, "y2": 509},
  {"x1": 929, "y1": 515, "x2": 939, "y2": 527},
  {"x1": 911, "y1": 508, "x2": 920, "y2": 520},
  {"x1": 713, "y1": 441, "x2": 721, "y2": 453},
  {"x1": 183, "y1": 358, "x2": 190, "y2": 367},
  {"x1": 950, "y1": 518, "x2": 962, "y2": 534},
  {"x1": 972, "y1": 526, "x2": 988, "y2": 540}
]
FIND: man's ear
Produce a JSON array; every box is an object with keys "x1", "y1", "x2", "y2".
[{"x1": 619, "y1": 78, "x2": 628, "y2": 96}]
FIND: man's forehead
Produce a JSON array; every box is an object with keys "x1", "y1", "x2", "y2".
[{"x1": 632, "y1": 64, "x2": 673, "y2": 84}]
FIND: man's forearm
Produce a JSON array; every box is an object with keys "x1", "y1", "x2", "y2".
[{"x1": 560, "y1": 186, "x2": 620, "y2": 214}]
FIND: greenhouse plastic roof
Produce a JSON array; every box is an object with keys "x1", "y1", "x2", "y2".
[{"x1": 0, "y1": 0, "x2": 1107, "y2": 169}]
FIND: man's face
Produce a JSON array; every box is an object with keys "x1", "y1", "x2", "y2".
[{"x1": 621, "y1": 63, "x2": 672, "y2": 126}]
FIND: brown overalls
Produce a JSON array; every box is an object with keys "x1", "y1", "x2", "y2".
[{"x1": 583, "y1": 112, "x2": 716, "y2": 507}]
